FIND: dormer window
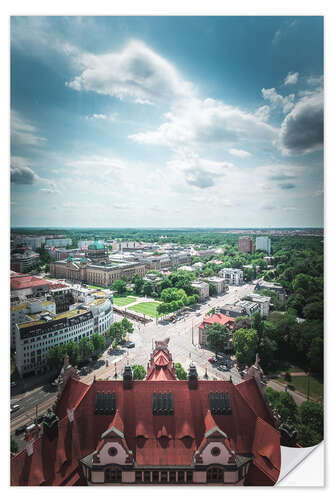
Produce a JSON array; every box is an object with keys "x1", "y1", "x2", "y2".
[
  {"x1": 108, "y1": 447, "x2": 118, "y2": 457},
  {"x1": 211, "y1": 446, "x2": 221, "y2": 457}
]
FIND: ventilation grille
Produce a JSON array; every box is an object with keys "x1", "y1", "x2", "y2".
[
  {"x1": 95, "y1": 392, "x2": 116, "y2": 415},
  {"x1": 209, "y1": 392, "x2": 232, "y2": 415},
  {"x1": 152, "y1": 393, "x2": 174, "y2": 415}
]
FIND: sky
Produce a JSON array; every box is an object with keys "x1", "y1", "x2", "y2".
[{"x1": 10, "y1": 16, "x2": 324, "y2": 228}]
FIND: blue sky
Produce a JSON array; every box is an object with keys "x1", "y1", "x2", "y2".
[{"x1": 10, "y1": 16, "x2": 324, "y2": 228}]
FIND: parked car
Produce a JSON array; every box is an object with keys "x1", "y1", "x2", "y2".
[
  {"x1": 208, "y1": 357, "x2": 217, "y2": 364},
  {"x1": 124, "y1": 341, "x2": 135, "y2": 348},
  {"x1": 10, "y1": 404, "x2": 20, "y2": 413},
  {"x1": 15, "y1": 425, "x2": 26, "y2": 435},
  {"x1": 221, "y1": 366, "x2": 229, "y2": 372}
]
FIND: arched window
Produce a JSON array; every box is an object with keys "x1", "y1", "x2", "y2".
[
  {"x1": 207, "y1": 466, "x2": 224, "y2": 483},
  {"x1": 105, "y1": 466, "x2": 122, "y2": 483}
]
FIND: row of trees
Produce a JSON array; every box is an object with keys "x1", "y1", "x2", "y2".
[
  {"x1": 46, "y1": 332, "x2": 107, "y2": 369},
  {"x1": 108, "y1": 317, "x2": 134, "y2": 348}
]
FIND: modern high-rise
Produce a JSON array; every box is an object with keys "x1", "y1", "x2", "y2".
[
  {"x1": 238, "y1": 237, "x2": 253, "y2": 254},
  {"x1": 255, "y1": 237, "x2": 271, "y2": 255}
]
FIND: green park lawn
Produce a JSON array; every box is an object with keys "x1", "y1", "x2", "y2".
[
  {"x1": 87, "y1": 284, "x2": 109, "y2": 290},
  {"x1": 277, "y1": 374, "x2": 323, "y2": 401},
  {"x1": 113, "y1": 296, "x2": 138, "y2": 307},
  {"x1": 129, "y1": 301, "x2": 162, "y2": 318}
]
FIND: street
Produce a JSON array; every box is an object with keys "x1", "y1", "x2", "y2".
[{"x1": 11, "y1": 282, "x2": 255, "y2": 449}]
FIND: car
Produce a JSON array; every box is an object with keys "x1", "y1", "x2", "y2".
[
  {"x1": 11, "y1": 404, "x2": 20, "y2": 413},
  {"x1": 217, "y1": 366, "x2": 224, "y2": 371},
  {"x1": 124, "y1": 342, "x2": 135, "y2": 348},
  {"x1": 10, "y1": 381, "x2": 17, "y2": 387},
  {"x1": 221, "y1": 366, "x2": 229, "y2": 372},
  {"x1": 15, "y1": 425, "x2": 26, "y2": 435},
  {"x1": 208, "y1": 357, "x2": 217, "y2": 364},
  {"x1": 51, "y1": 380, "x2": 58, "y2": 387}
]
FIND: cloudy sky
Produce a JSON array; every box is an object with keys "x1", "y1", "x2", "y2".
[{"x1": 10, "y1": 16, "x2": 324, "y2": 228}]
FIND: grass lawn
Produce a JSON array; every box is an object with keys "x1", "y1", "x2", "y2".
[
  {"x1": 113, "y1": 296, "x2": 138, "y2": 307},
  {"x1": 277, "y1": 374, "x2": 323, "y2": 401},
  {"x1": 129, "y1": 301, "x2": 162, "y2": 318}
]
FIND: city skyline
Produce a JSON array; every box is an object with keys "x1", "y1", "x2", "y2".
[{"x1": 11, "y1": 16, "x2": 324, "y2": 228}]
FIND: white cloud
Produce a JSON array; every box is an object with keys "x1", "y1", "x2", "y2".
[
  {"x1": 279, "y1": 89, "x2": 323, "y2": 155},
  {"x1": 11, "y1": 110, "x2": 46, "y2": 148},
  {"x1": 86, "y1": 112, "x2": 118, "y2": 121},
  {"x1": 228, "y1": 148, "x2": 251, "y2": 158},
  {"x1": 261, "y1": 88, "x2": 295, "y2": 113},
  {"x1": 284, "y1": 72, "x2": 299, "y2": 85},
  {"x1": 10, "y1": 156, "x2": 39, "y2": 184},
  {"x1": 130, "y1": 97, "x2": 277, "y2": 149},
  {"x1": 66, "y1": 40, "x2": 194, "y2": 105},
  {"x1": 254, "y1": 105, "x2": 270, "y2": 122}
]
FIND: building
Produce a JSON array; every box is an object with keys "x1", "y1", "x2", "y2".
[
  {"x1": 15, "y1": 291, "x2": 113, "y2": 376},
  {"x1": 255, "y1": 281, "x2": 286, "y2": 304},
  {"x1": 10, "y1": 251, "x2": 40, "y2": 273},
  {"x1": 22, "y1": 236, "x2": 46, "y2": 250},
  {"x1": 10, "y1": 342, "x2": 281, "y2": 486},
  {"x1": 216, "y1": 304, "x2": 246, "y2": 318},
  {"x1": 45, "y1": 238, "x2": 72, "y2": 248},
  {"x1": 255, "y1": 237, "x2": 271, "y2": 255},
  {"x1": 11, "y1": 274, "x2": 51, "y2": 302},
  {"x1": 247, "y1": 293, "x2": 271, "y2": 318},
  {"x1": 219, "y1": 268, "x2": 243, "y2": 286},
  {"x1": 234, "y1": 300, "x2": 260, "y2": 317},
  {"x1": 191, "y1": 281, "x2": 210, "y2": 301},
  {"x1": 238, "y1": 237, "x2": 254, "y2": 254},
  {"x1": 50, "y1": 258, "x2": 146, "y2": 287},
  {"x1": 199, "y1": 313, "x2": 235, "y2": 349},
  {"x1": 178, "y1": 265, "x2": 196, "y2": 272},
  {"x1": 85, "y1": 238, "x2": 109, "y2": 263},
  {"x1": 10, "y1": 298, "x2": 56, "y2": 350},
  {"x1": 206, "y1": 277, "x2": 227, "y2": 295}
]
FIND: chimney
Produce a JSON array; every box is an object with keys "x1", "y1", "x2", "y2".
[
  {"x1": 188, "y1": 362, "x2": 198, "y2": 390},
  {"x1": 43, "y1": 409, "x2": 59, "y2": 441},
  {"x1": 123, "y1": 365, "x2": 133, "y2": 390}
]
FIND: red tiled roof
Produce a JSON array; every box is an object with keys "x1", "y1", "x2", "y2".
[
  {"x1": 11, "y1": 375, "x2": 280, "y2": 486},
  {"x1": 199, "y1": 313, "x2": 235, "y2": 329},
  {"x1": 49, "y1": 283, "x2": 70, "y2": 290},
  {"x1": 10, "y1": 275, "x2": 51, "y2": 290}
]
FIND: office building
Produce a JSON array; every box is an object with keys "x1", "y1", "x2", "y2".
[
  {"x1": 238, "y1": 237, "x2": 254, "y2": 254},
  {"x1": 255, "y1": 237, "x2": 271, "y2": 255}
]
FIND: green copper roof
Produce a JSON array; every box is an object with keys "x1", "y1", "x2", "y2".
[{"x1": 88, "y1": 241, "x2": 105, "y2": 250}]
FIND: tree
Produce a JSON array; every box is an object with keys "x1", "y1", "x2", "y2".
[
  {"x1": 174, "y1": 362, "x2": 187, "y2": 380},
  {"x1": 232, "y1": 328, "x2": 259, "y2": 366},
  {"x1": 205, "y1": 323, "x2": 229, "y2": 355},
  {"x1": 108, "y1": 322, "x2": 126, "y2": 348},
  {"x1": 66, "y1": 340, "x2": 80, "y2": 366},
  {"x1": 78, "y1": 337, "x2": 94, "y2": 360},
  {"x1": 275, "y1": 392, "x2": 298, "y2": 422},
  {"x1": 208, "y1": 283, "x2": 217, "y2": 296},
  {"x1": 91, "y1": 333, "x2": 107, "y2": 353},
  {"x1": 46, "y1": 345, "x2": 63, "y2": 369},
  {"x1": 132, "y1": 273, "x2": 144, "y2": 295},
  {"x1": 142, "y1": 281, "x2": 154, "y2": 296},
  {"x1": 303, "y1": 301, "x2": 323, "y2": 321},
  {"x1": 299, "y1": 401, "x2": 323, "y2": 436},
  {"x1": 11, "y1": 437, "x2": 19, "y2": 454},
  {"x1": 132, "y1": 364, "x2": 146, "y2": 380},
  {"x1": 251, "y1": 312, "x2": 263, "y2": 342},
  {"x1": 308, "y1": 337, "x2": 323, "y2": 374},
  {"x1": 113, "y1": 279, "x2": 127, "y2": 295},
  {"x1": 121, "y1": 317, "x2": 134, "y2": 334}
]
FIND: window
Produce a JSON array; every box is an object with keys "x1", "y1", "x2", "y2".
[
  {"x1": 178, "y1": 471, "x2": 184, "y2": 483},
  {"x1": 108, "y1": 447, "x2": 118, "y2": 457},
  {"x1": 143, "y1": 471, "x2": 151, "y2": 483},
  {"x1": 207, "y1": 467, "x2": 224, "y2": 483},
  {"x1": 211, "y1": 446, "x2": 221, "y2": 457},
  {"x1": 186, "y1": 471, "x2": 193, "y2": 483},
  {"x1": 105, "y1": 467, "x2": 122, "y2": 483},
  {"x1": 160, "y1": 471, "x2": 168, "y2": 483},
  {"x1": 135, "y1": 471, "x2": 142, "y2": 483},
  {"x1": 152, "y1": 471, "x2": 159, "y2": 483},
  {"x1": 169, "y1": 471, "x2": 176, "y2": 483}
]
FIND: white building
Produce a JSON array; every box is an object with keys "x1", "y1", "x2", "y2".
[
  {"x1": 255, "y1": 237, "x2": 271, "y2": 255},
  {"x1": 45, "y1": 238, "x2": 72, "y2": 248},
  {"x1": 206, "y1": 277, "x2": 227, "y2": 294},
  {"x1": 22, "y1": 236, "x2": 46, "y2": 250},
  {"x1": 235, "y1": 300, "x2": 260, "y2": 317},
  {"x1": 15, "y1": 293, "x2": 113, "y2": 376},
  {"x1": 247, "y1": 293, "x2": 271, "y2": 318},
  {"x1": 191, "y1": 281, "x2": 209, "y2": 301},
  {"x1": 219, "y1": 268, "x2": 243, "y2": 286}
]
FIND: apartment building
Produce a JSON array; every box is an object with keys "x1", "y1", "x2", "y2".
[
  {"x1": 206, "y1": 276, "x2": 227, "y2": 294},
  {"x1": 191, "y1": 281, "x2": 209, "y2": 301},
  {"x1": 15, "y1": 293, "x2": 113, "y2": 376},
  {"x1": 255, "y1": 237, "x2": 271, "y2": 255},
  {"x1": 238, "y1": 237, "x2": 254, "y2": 254},
  {"x1": 219, "y1": 268, "x2": 243, "y2": 285},
  {"x1": 247, "y1": 293, "x2": 271, "y2": 317}
]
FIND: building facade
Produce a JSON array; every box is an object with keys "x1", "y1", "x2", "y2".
[
  {"x1": 45, "y1": 238, "x2": 72, "y2": 248},
  {"x1": 199, "y1": 313, "x2": 235, "y2": 349},
  {"x1": 191, "y1": 281, "x2": 210, "y2": 301},
  {"x1": 238, "y1": 237, "x2": 254, "y2": 254},
  {"x1": 247, "y1": 293, "x2": 271, "y2": 318},
  {"x1": 15, "y1": 293, "x2": 113, "y2": 376},
  {"x1": 255, "y1": 237, "x2": 271, "y2": 255},
  {"x1": 219, "y1": 268, "x2": 243, "y2": 286},
  {"x1": 206, "y1": 277, "x2": 227, "y2": 294}
]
